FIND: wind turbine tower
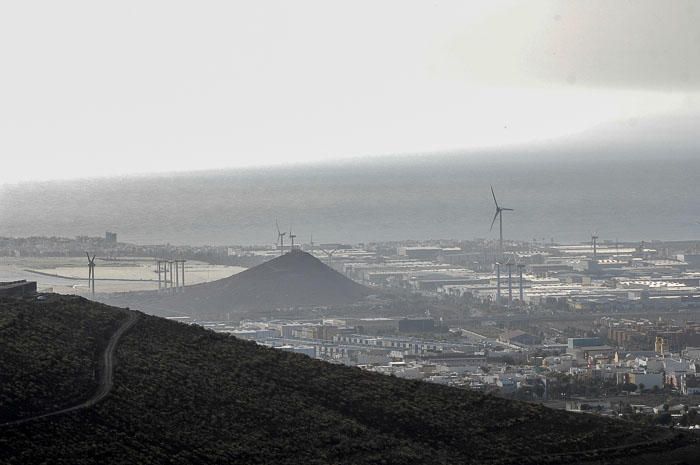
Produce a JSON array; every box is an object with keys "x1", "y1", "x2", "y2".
[
  {"x1": 276, "y1": 221, "x2": 287, "y2": 256},
  {"x1": 490, "y1": 186, "x2": 514, "y2": 259},
  {"x1": 496, "y1": 262, "x2": 501, "y2": 303},
  {"x1": 289, "y1": 227, "x2": 297, "y2": 250}
]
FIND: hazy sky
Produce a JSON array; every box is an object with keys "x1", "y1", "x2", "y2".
[{"x1": 0, "y1": 1, "x2": 697, "y2": 184}]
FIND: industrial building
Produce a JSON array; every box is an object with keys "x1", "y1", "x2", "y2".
[{"x1": 0, "y1": 280, "x2": 37, "y2": 297}]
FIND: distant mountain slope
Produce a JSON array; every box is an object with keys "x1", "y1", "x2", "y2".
[
  {"x1": 105, "y1": 250, "x2": 372, "y2": 319},
  {"x1": 1, "y1": 296, "x2": 699, "y2": 465}
]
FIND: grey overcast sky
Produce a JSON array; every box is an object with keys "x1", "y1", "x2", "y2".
[{"x1": 0, "y1": 0, "x2": 697, "y2": 184}]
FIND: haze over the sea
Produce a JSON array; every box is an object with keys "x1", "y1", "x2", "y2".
[{"x1": 2, "y1": 122, "x2": 698, "y2": 246}]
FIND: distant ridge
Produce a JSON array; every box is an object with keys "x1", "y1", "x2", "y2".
[{"x1": 107, "y1": 250, "x2": 371, "y2": 318}]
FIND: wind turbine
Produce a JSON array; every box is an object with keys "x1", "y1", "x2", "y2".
[
  {"x1": 289, "y1": 226, "x2": 297, "y2": 250},
  {"x1": 275, "y1": 220, "x2": 286, "y2": 256},
  {"x1": 490, "y1": 186, "x2": 513, "y2": 259},
  {"x1": 86, "y1": 252, "x2": 96, "y2": 296},
  {"x1": 319, "y1": 246, "x2": 338, "y2": 268}
]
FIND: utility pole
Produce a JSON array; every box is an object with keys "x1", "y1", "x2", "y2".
[
  {"x1": 518, "y1": 263, "x2": 525, "y2": 302},
  {"x1": 507, "y1": 261, "x2": 513, "y2": 304},
  {"x1": 156, "y1": 260, "x2": 162, "y2": 290},
  {"x1": 592, "y1": 235, "x2": 599, "y2": 260},
  {"x1": 174, "y1": 260, "x2": 179, "y2": 290}
]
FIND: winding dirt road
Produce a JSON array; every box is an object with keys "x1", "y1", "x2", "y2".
[{"x1": 1, "y1": 312, "x2": 140, "y2": 427}]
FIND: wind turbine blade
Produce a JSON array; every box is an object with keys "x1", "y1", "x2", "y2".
[
  {"x1": 491, "y1": 185, "x2": 499, "y2": 208},
  {"x1": 490, "y1": 210, "x2": 499, "y2": 231},
  {"x1": 502, "y1": 208, "x2": 514, "y2": 211}
]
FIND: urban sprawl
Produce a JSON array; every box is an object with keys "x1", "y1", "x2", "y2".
[{"x1": 3, "y1": 233, "x2": 700, "y2": 428}]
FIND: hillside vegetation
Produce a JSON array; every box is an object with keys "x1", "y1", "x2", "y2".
[
  {"x1": 0, "y1": 296, "x2": 128, "y2": 422},
  {"x1": 1, "y1": 296, "x2": 698, "y2": 464}
]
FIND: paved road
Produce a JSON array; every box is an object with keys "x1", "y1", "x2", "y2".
[
  {"x1": 1, "y1": 312, "x2": 140, "y2": 427},
  {"x1": 450, "y1": 307, "x2": 700, "y2": 325}
]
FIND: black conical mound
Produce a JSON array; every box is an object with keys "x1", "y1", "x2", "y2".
[{"x1": 125, "y1": 250, "x2": 371, "y2": 318}]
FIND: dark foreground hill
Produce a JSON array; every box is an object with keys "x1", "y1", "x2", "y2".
[
  {"x1": 0, "y1": 296, "x2": 129, "y2": 422},
  {"x1": 1, "y1": 296, "x2": 699, "y2": 465},
  {"x1": 104, "y1": 250, "x2": 372, "y2": 319}
]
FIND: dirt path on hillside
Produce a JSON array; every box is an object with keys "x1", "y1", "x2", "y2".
[{"x1": 0, "y1": 312, "x2": 140, "y2": 427}]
